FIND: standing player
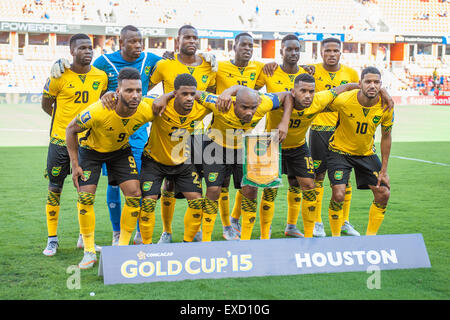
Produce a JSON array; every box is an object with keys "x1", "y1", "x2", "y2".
[
  {"x1": 147, "y1": 25, "x2": 216, "y2": 244},
  {"x1": 65, "y1": 68, "x2": 156, "y2": 268},
  {"x1": 140, "y1": 74, "x2": 212, "y2": 243},
  {"x1": 41, "y1": 33, "x2": 107, "y2": 256},
  {"x1": 326, "y1": 67, "x2": 393, "y2": 236},
  {"x1": 254, "y1": 34, "x2": 308, "y2": 238},
  {"x1": 198, "y1": 86, "x2": 293, "y2": 241},
  {"x1": 50, "y1": 25, "x2": 162, "y2": 246},
  {"x1": 261, "y1": 74, "x2": 360, "y2": 238},
  {"x1": 309, "y1": 37, "x2": 360, "y2": 237}
]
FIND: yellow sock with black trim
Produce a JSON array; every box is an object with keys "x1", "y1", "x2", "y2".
[
  {"x1": 342, "y1": 183, "x2": 352, "y2": 226},
  {"x1": 46, "y1": 190, "x2": 61, "y2": 237},
  {"x1": 219, "y1": 187, "x2": 231, "y2": 227},
  {"x1": 202, "y1": 198, "x2": 218, "y2": 242},
  {"x1": 259, "y1": 188, "x2": 278, "y2": 239},
  {"x1": 287, "y1": 186, "x2": 302, "y2": 225},
  {"x1": 184, "y1": 198, "x2": 204, "y2": 242},
  {"x1": 366, "y1": 201, "x2": 387, "y2": 235},
  {"x1": 161, "y1": 191, "x2": 176, "y2": 234},
  {"x1": 140, "y1": 198, "x2": 157, "y2": 244},
  {"x1": 328, "y1": 199, "x2": 344, "y2": 237},
  {"x1": 301, "y1": 189, "x2": 317, "y2": 238},
  {"x1": 240, "y1": 195, "x2": 257, "y2": 240},
  {"x1": 77, "y1": 192, "x2": 96, "y2": 253},
  {"x1": 231, "y1": 189, "x2": 243, "y2": 220},
  {"x1": 314, "y1": 180, "x2": 324, "y2": 223},
  {"x1": 119, "y1": 196, "x2": 141, "y2": 246}
]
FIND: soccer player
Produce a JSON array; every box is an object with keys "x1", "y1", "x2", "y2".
[
  {"x1": 308, "y1": 37, "x2": 361, "y2": 238},
  {"x1": 262, "y1": 73, "x2": 360, "y2": 238},
  {"x1": 140, "y1": 73, "x2": 213, "y2": 243},
  {"x1": 41, "y1": 33, "x2": 108, "y2": 256},
  {"x1": 254, "y1": 34, "x2": 308, "y2": 238},
  {"x1": 50, "y1": 25, "x2": 162, "y2": 246},
  {"x1": 147, "y1": 25, "x2": 216, "y2": 244},
  {"x1": 65, "y1": 68, "x2": 156, "y2": 269},
  {"x1": 198, "y1": 86, "x2": 293, "y2": 241},
  {"x1": 325, "y1": 67, "x2": 393, "y2": 237}
]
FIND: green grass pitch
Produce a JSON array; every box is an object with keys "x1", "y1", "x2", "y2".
[{"x1": 0, "y1": 104, "x2": 449, "y2": 300}]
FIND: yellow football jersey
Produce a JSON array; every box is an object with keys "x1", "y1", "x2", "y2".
[
  {"x1": 215, "y1": 60, "x2": 264, "y2": 94},
  {"x1": 255, "y1": 65, "x2": 307, "y2": 93},
  {"x1": 311, "y1": 63, "x2": 359, "y2": 130},
  {"x1": 76, "y1": 100, "x2": 155, "y2": 153},
  {"x1": 266, "y1": 90, "x2": 335, "y2": 149},
  {"x1": 328, "y1": 89, "x2": 394, "y2": 156},
  {"x1": 150, "y1": 54, "x2": 216, "y2": 93},
  {"x1": 143, "y1": 98, "x2": 211, "y2": 166},
  {"x1": 200, "y1": 92, "x2": 280, "y2": 149},
  {"x1": 43, "y1": 66, "x2": 108, "y2": 145}
]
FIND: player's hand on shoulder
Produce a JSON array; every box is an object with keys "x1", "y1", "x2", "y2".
[
  {"x1": 50, "y1": 58, "x2": 70, "y2": 79},
  {"x1": 301, "y1": 65, "x2": 315, "y2": 75},
  {"x1": 198, "y1": 52, "x2": 218, "y2": 72},
  {"x1": 263, "y1": 62, "x2": 278, "y2": 77},
  {"x1": 162, "y1": 51, "x2": 175, "y2": 60},
  {"x1": 101, "y1": 91, "x2": 118, "y2": 110},
  {"x1": 379, "y1": 88, "x2": 394, "y2": 112}
]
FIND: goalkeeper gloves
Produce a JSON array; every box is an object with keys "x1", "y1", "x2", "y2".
[{"x1": 50, "y1": 58, "x2": 71, "y2": 78}]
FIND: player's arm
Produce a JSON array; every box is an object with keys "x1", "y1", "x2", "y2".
[
  {"x1": 214, "y1": 84, "x2": 245, "y2": 112},
  {"x1": 379, "y1": 88, "x2": 394, "y2": 112},
  {"x1": 150, "y1": 92, "x2": 174, "y2": 116},
  {"x1": 41, "y1": 93, "x2": 56, "y2": 116},
  {"x1": 272, "y1": 91, "x2": 294, "y2": 142},
  {"x1": 321, "y1": 83, "x2": 360, "y2": 112},
  {"x1": 66, "y1": 117, "x2": 88, "y2": 191},
  {"x1": 377, "y1": 124, "x2": 392, "y2": 189}
]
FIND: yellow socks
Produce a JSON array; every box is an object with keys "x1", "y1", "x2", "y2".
[
  {"x1": 259, "y1": 188, "x2": 278, "y2": 239},
  {"x1": 119, "y1": 196, "x2": 141, "y2": 246},
  {"x1": 202, "y1": 198, "x2": 218, "y2": 242},
  {"x1": 240, "y1": 195, "x2": 257, "y2": 240},
  {"x1": 342, "y1": 183, "x2": 352, "y2": 225},
  {"x1": 366, "y1": 201, "x2": 387, "y2": 235},
  {"x1": 328, "y1": 199, "x2": 344, "y2": 237},
  {"x1": 287, "y1": 186, "x2": 302, "y2": 225},
  {"x1": 301, "y1": 189, "x2": 317, "y2": 238},
  {"x1": 314, "y1": 179, "x2": 324, "y2": 223},
  {"x1": 231, "y1": 189, "x2": 243, "y2": 221},
  {"x1": 46, "y1": 190, "x2": 61, "y2": 237},
  {"x1": 184, "y1": 198, "x2": 203, "y2": 242},
  {"x1": 161, "y1": 191, "x2": 175, "y2": 234},
  {"x1": 140, "y1": 198, "x2": 157, "y2": 244},
  {"x1": 219, "y1": 187, "x2": 231, "y2": 227},
  {"x1": 77, "y1": 192, "x2": 96, "y2": 253}
]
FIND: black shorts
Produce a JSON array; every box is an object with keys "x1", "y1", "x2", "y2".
[
  {"x1": 46, "y1": 143, "x2": 71, "y2": 188},
  {"x1": 327, "y1": 150, "x2": 384, "y2": 190},
  {"x1": 202, "y1": 139, "x2": 243, "y2": 189},
  {"x1": 140, "y1": 154, "x2": 202, "y2": 197},
  {"x1": 187, "y1": 133, "x2": 204, "y2": 178},
  {"x1": 309, "y1": 129, "x2": 334, "y2": 174},
  {"x1": 78, "y1": 147, "x2": 139, "y2": 187},
  {"x1": 282, "y1": 144, "x2": 315, "y2": 179}
]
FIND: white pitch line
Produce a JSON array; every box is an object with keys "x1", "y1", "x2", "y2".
[
  {"x1": 0, "y1": 128, "x2": 47, "y2": 132},
  {"x1": 392, "y1": 156, "x2": 450, "y2": 167}
]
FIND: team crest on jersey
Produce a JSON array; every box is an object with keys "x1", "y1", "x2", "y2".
[
  {"x1": 208, "y1": 172, "x2": 219, "y2": 182},
  {"x1": 145, "y1": 66, "x2": 151, "y2": 76},
  {"x1": 340, "y1": 80, "x2": 348, "y2": 85},
  {"x1": 313, "y1": 160, "x2": 322, "y2": 169},
  {"x1": 334, "y1": 170, "x2": 343, "y2": 180},
  {"x1": 92, "y1": 81, "x2": 100, "y2": 90},
  {"x1": 83, "y1": 171, "x2": 91, "y2": 180},
  {"x1": 372, "y1": 115, "x2": 381, "y2": 124},
  {"x1": 202, "y1": 75, "x2": 208, "y2": 83},
  {"x1": 250, "y1": 72, "x2": 256, "y2": 80},
  {"x1": 80, "y1": 111, "x2": 91, "y2": 124},
  {"x1": 142, "y1": 181, "x2": 153, "y2": 192},
  {"x1": 51, "y1": 166, "x2": 61, "y2": 176}
]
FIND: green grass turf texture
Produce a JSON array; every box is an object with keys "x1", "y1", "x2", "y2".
[{"x1": 0, "y1": 141, "x2": 449, "y2": 300}]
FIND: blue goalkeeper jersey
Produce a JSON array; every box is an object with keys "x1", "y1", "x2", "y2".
[{"x1": 93, "y1": 50, "x2": 161, "y2": 148}]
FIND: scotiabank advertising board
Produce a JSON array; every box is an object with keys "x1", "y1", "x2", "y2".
[{"x1": 393, "y1": 96, "x2": 450, "y2": 106}]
